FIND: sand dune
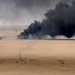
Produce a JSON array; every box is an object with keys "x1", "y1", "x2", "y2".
[{"x1": 0, "y1": 40, "x2": 75, "y2": 75}]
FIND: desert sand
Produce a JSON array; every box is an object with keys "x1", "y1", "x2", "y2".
[
  {"x1": 0, "y1": 40, "x2": 75, "y2": 75},
  {"x1": 0, "y1": 26, "x2": 26, "y2": 39},
  {"x1": 0, "y1": 26, "x2": 75, "y2": 75}
]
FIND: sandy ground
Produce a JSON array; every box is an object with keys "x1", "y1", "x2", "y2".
[
  {"x1": 0, "y1": 26, "x2": 26, "y2": 39},
  {"x1": 0, "y1": 40, "x2": 75, "y2": 75},
  {"x1": 0, "y1": 26, "x2": 75, "y2": 75}
]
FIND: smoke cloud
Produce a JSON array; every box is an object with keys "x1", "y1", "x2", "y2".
[
  {"x1": 18, "y1": 1, "x2": 75, "y2": 39},
  {"x1": 0, "y1": 0, "x2": 52, "y2": 26},
  {"x1": 0, "y1": 0, "x2": 72, "y2": 26}
]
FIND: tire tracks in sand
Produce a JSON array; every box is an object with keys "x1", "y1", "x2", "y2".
[{"x1": 18, "y1": 41, "x2": 37, "y2": 61}]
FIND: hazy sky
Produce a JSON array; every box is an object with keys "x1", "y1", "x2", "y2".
[{"x1": 0, "y1": 0, "x2": 73, "y2": 26}]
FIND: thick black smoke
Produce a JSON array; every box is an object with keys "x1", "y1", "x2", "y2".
[{"x1": 18, "y1": 1, "x2": 75, "y2": 39}]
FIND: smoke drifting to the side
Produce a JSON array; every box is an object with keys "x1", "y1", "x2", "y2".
[
  {"x1": 0, "y1": 0, "x2": 72, "y2": 26},
  {"x1": 0, "y1": 0, "x2": 55, "y2": 26},
  {"x1": 18, "y1": 1, "x2": 75, "y2": 39}
]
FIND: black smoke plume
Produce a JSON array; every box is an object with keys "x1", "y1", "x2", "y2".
[{"x1": 18, "y1": 1, "x2": 75, "y2": 39}]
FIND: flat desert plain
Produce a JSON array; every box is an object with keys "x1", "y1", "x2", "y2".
[{"x1": 0, "y1": 26, "x2": 75, "y2": 75}]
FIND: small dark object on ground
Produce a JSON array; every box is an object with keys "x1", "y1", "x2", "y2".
[
  {"x1": 0, "y1": 37, "x2": 2, "y2": 39},
  {"x1": 15, "y1": 30, "x2": 18, "y2": 32}
]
